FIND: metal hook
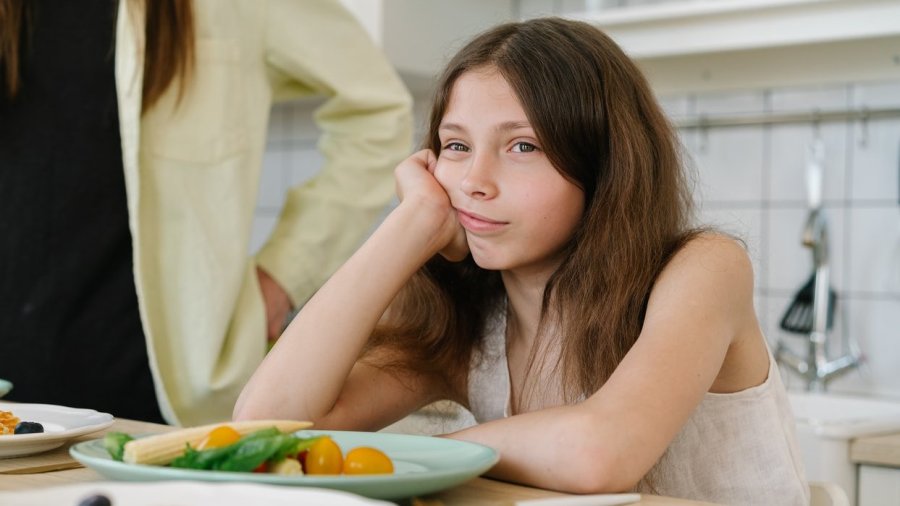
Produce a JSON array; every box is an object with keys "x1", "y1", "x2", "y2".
[
  {"x1": 698, "y1": 115, "x2": 709, "y2": 153},
  {"x1": 806, "y1": 134, "x2": 825, "y2": 210},
  {"x1": 859, "y1": 107, "x2": 869, "y2": 148},
  {"x1": 812, "y1": 108, "x2": 822, "y2": 142}
]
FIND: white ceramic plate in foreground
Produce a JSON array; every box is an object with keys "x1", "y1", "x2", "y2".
[
  {"x1": 71, "y1": 429, "x2": 499, "y2": 500},
  {"x1": 0, "y1": 481, "x2": 393, "y2": 506},
  {"x1": 0, "y1": 401, "x2": 114, "y2": 458},
  {"x1": 0, "y1": 379, "x2": 11, "y2": 398}
]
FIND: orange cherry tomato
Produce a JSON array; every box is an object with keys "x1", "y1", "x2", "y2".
[
  {"x1": 342, "y1": 447, "x2": 394, "y2": 475},
  {"x1": 196, "y1": 425, "x2": 241, "y2": 450},
  {"x1": 304, "y1": 436, "x2": 343, "y2": 475}
]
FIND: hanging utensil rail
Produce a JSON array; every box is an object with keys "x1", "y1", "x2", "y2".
[{"x1": 674, "y1": 106, "x2": 900, "y2": 130}]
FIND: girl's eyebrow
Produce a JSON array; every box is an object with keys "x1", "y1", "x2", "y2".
[
  {"x1": 438, "y1": 121, "x2": 533, "y2": 133},
  {"x1": 438, "y1": 122, "x2": 466, "y2": 133},
  {"x1": 495, "y1": 121, "x2": 532, "y2": 133}
]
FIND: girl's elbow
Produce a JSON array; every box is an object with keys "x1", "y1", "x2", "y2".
[
  {"x1": 232, "y1": 390, "x2": 285, "y2": 422},
  {"x1": 557, "y1": 421, "x2": 645, "y2": 494},
  {"x1": 558, "y1": 455, "x2": 641, "y2": 494},
  {"x1": 232, "y1": 398, "x2": 263, "y2": 422}
]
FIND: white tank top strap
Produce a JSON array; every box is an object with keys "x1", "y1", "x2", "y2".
[{"x1": 467, "y1": 301, "x2": 511, "y2": 423}]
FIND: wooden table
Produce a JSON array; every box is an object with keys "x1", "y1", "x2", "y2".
[{"x1": 0, "y1": 418, "x2": 713, "y2": 505}]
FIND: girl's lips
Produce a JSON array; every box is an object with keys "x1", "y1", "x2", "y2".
[{"x1": 456, "y1": 209, "x2": 507, "y2": 233}]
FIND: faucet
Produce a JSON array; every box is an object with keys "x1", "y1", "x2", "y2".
[{"x1": 776, "y1": 140, "x2": 861, "y2": 391}]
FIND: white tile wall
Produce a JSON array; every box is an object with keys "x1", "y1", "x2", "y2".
[
  {"x1": 850, "y1": 119, "x2": 900, "y2": 202},
  {"x1": 695, "y1": 128, "x2": 767, "y2": 202},
  {"x1": 250, "y1": 101, "x2": 322, "y2": 254},
  {"x1": 258, "y1": 150, "x2": 289, "y2": 210},
  {"x1": 768, "y1": 123, "x2": 847, "y2": 204},
  {"x1": 662, "y1": 79, "x2": 900, "y2": 398},
  {"x1": 847, "y1": 207, "x2": 900, "y2": 295}
]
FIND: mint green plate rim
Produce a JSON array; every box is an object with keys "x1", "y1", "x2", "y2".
[
  {"x1": 70, "y1": 429, "x2": 499, "y2": 500},
  {"x1": 0, "y1": 379, "x2": 11, "y2": 398}
]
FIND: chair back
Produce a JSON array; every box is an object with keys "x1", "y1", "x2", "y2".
[{"x1": 809, "y1": 481, "x2": 850, "y2": 506}]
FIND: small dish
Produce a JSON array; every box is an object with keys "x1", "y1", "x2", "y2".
[{"x1": 0, "y1": 401, "x2": 114, "y2": 458}]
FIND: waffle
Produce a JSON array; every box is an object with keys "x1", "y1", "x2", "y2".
[{"x1": 0, "y1": 409, "x2": 20, "y2": 435}]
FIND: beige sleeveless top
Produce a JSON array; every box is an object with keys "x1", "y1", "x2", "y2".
[{"x1": 467, "y1": 309, "x2": 810, "y2": 505}]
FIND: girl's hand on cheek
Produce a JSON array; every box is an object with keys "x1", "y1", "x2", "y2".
[{"x1": 394, "y1": 150, "x2": 468, "y2": 261}]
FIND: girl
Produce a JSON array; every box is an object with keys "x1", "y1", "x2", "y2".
[{"x1": 235, "y1": 18, "x2": 808, "y2": 504}]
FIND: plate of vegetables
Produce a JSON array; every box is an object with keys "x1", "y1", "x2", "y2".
[
  {"x1": 0, "y1": 401, "x2": 114, "y2": 458},
  {"x1": 70, "y1": 420, "x2": 499, "y2": 500}
]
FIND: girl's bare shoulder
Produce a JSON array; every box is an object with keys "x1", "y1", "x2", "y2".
[
  {"x1": 668, "y1": 232, "x2": 753, "y2": 282},
  {"x1": 649, "y1": 232, "x2": 755, "y2": 313}
]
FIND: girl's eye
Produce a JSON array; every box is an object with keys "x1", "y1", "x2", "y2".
[
  {"x1": 443, "y1": 142, "x2": 469, "y2": 152},
  {"x1": 511, "y1": 142, "x2": 538, "y2": 153}
]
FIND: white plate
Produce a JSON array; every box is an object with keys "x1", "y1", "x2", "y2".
[
  {"x1": 0, "y1": 481, "x2": 392, "y2": 506},
  {"x1": 0, "y1": 379, "x2": 11, "y2": 398},
  {"x1": 0, "y1": 401, "x2": 114, "y2": 458},
  {"x1": 71, "y1": 429, "x2": 499, "y2": 500}
]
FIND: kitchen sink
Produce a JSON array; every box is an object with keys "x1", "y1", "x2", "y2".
[{"x1": 789, "y1": 391, "x2": 900, "y2": 506}]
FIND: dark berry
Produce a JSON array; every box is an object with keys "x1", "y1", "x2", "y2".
[
  {"x1": 77, "y1": 493, "x2": 112, "y2": 506},
  {"x1": 13, "y1": 421, "x2": 43, "y2": 434}
]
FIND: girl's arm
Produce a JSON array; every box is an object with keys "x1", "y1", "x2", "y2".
[
  {"x1": 233, "y1": 151, "x2": 464, "y2": 429},
  {"x1": 446, "y1": 234, "x2": 769, "y2": 493}
]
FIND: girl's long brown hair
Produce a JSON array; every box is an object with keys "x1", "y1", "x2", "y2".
[
  {"x1": 0, "y1": 0, "x2": 194, "y2": 111},
  {"x1": 369, "y1": 18, "x2": 700, "y2": 406}
]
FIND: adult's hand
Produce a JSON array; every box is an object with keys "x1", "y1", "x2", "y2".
[{"x1": 256, "y1": 266, "x2": 293, "y2": 342}]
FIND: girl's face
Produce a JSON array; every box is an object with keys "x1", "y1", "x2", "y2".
[{"x1": 434, "y1": 69, "x2": 585, "y2": 274}]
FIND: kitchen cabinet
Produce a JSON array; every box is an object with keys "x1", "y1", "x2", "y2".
[
  {"x1": 852, "y1": 433, "x2": 900, "y2": 506},
  {"x1": 858, "y1": 465, "x2": 900, "y2": 506}
]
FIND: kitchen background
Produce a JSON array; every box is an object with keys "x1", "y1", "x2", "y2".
[{"x1": 251, "y1": 0, "x2": 900, "y2": 400}]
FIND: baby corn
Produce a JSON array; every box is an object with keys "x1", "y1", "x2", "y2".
[{"x1": 122, "y1": 419, "x2": 312, "y2": 465}]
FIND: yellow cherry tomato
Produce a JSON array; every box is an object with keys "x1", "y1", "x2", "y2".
[
  {"x1": 305, "y1": 436, "x2": 343, "y2": 475},
  {"x1": 342, "y1": 446, "x2": 394, "y2": 475},
  {"x1": 196, "y1": 425, "x2": 242, "y2": 450}
]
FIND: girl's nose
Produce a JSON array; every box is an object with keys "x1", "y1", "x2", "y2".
[{"x1": 460, "y1": 152, "x2": 498, "y2": 200}]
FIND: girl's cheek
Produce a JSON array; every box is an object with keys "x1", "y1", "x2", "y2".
[{"x1": 433, "y1": 161, "x2": 454, "y2": 191}]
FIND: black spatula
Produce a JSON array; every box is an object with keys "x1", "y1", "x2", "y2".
[{"x1": 779, "y1": 272, "x2": 836, "y2": 334}]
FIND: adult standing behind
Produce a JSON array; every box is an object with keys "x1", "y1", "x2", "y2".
[{"x1": 0, "y1": 0, "x2": 412, "y2": 425}]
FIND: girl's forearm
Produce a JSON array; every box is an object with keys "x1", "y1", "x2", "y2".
[
  {"x1": 446, "y1": 405, "x2": 644, "y2": 494},
  {"x1": 234, "y1": 201, "x2": 447, "y2": 422}
]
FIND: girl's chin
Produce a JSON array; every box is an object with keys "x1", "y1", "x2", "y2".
[
  {"x1": 466, "y1": 238, "x2": 521, "y2": 271},
  {"x1": 469, "y1": 250, "x2": 510, "y2": 271}
]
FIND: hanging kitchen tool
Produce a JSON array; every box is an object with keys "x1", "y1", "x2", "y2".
[{"x1": 779, "y1": 136, "x2": 837, "y2": 334}]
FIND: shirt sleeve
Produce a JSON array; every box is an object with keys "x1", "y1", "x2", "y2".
[{"x1": 256, "y1": 0, "x2": 413, "y2": 306}]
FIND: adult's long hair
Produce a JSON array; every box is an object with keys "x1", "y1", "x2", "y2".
[{"x1": 0, "y1": 0, "x2": 194, "y2": 111}]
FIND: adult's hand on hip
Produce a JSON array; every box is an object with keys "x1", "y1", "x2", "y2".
[{"x1": 256, "y1": 266, "x2": 293, "y2": 342}]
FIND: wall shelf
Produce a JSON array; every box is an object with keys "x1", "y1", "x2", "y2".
[{"x1": 566, "y1": 0, "x2": 900, "y2": 94}]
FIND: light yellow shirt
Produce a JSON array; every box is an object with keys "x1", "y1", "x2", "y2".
[{"x1": 115, "y1": 0, "x2": 412, "y2": 426}]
